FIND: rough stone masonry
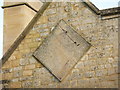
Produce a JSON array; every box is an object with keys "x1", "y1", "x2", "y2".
[{"x1": 0, "y1": 1, "x2": 119, "y2": 88}]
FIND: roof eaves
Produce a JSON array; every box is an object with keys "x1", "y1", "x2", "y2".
[
  {"x1": 2, "y1": 3, "x2": 38, "y2": 12},
  {"x1": 82, "y1": 1, "x2": 100, "y2": 15},
  {"x1": 83, "y1": 1, "x2": 120, "y2": 16},
  {"x1": 100, "y1": 7, "x2": 120, "y2": 16}
]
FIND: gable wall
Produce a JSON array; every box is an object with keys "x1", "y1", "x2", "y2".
[{"x1": 1, "y1": 2, "x2": 119, "y2": 88}]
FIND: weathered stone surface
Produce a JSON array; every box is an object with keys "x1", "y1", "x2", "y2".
[
  {"x1": 20, "y1": 58, "x2": 29, "y2": 66},
  {"x1": 13, "y1": 70, "x2": 22, "y2": 78},
  {"x1": 40, "y1": 32, "x2": 49, "y2": 37},
  {"x1": 11, "y1": 78, "x2": 19, "y2": 82},
  {"x1": 20, "y1": 76, "x2": 33, "y2": 81},
  {"x1": 70, "y1": 69, "x2": 82, "y2": 80},
  {"x1": 107, "y1": 68, "x2": 116, "y2": 75},
  {"x1": 2, "y1": 2, "x2": 119, "y2": 88},
  {"x1": 3, "y1": 73, "x2": 13, "y2": 80},
  {"x1": 23, "y1": 70, "x2": 33, "y2": 76},
  {"x1": 84, "y1": 71, "x2": 95, "y2": 78},
  {"x1": 22, "y1": 81, "x2": 33, "y2": 88},
  {"x1": 47, "y1": 83, "x2": 57, "y2": 88},
  {"x1": 10, "y1": 82, "x2": 21, "y2": 88},
  {"x1": 46, "y1": 8, "x2": 56, "y2": 15},
  {"x1": 96, "y1": 70, "x2": 107, "y2": 77},
  {"x1": 33, "y1": 68, "x2": 54, "y2": 84},
  {"x1": 70, "y1": 80, "x2": 77, "y2": 88},
  {"x1": 58, "y1": 80, "x2": 70, "y2": 88},
  {"x1": 75, "y1": 62, "x2": 84, "y2": 69},
  {"x1": 33, "y1": 80, "x2": 41, "y2": 88},
  {"x1": 77, "y1": 79, "x2": 90, "y2": 88},
  {"x1": 29, "y1": 57, "x2": 37, "y2": 64},
  {"x1": 11, "y1": 60, "x2": 19, "y2": 67},
  {"x1": 34, "y1": 20, "x2": 91, "y2": 81},
  {"x1": 24, "y1": 64, "x2": 35, "y2": 70},
  {"x1": 2, "y1": 68, "x2": 12, "y2": 73},
  {"x1": 13, "y1": 67, "x2": 22, "y2": 71}
]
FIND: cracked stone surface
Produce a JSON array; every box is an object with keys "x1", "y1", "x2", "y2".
[{"x1": 33, "y1": 20, "x2": 91, "y2": 81}]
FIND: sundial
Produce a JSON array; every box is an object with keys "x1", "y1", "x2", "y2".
[{"x1": 33, "y1": 19, "x2": 91, "y2": 81}]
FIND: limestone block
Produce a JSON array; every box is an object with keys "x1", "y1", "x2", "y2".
[
  {"x1": 70, "y1": 80, "x2": 77, "y2": 88},
  {"x1": 4, "y1": 73, "x2": 13, "y2": 80},
  {"x1": 20, "y1": 58, "x2": 29, "y2": 66},
  {"x1": 11, "y1": 78, "x2": 19, "y2": 82},
  {"x1": 70, "y1": 69, "x2": 82, "y2": 80},
  {"x1": 33, "y1": 20, "x2": 91, "y2": 81},
  {"x1": 10, "y1": 82, "x2": 21, "y2": 88},
  {"x1": 107, "y1": 68, "x2": 116, "y2": 75},
  {"x1": 84, "y1": 71, "x2": 95, "y2": 78},
  {"x1": 22, "y1": 81, "x2": 33, "y2": 88},
  {"x1": 11, "y1": 60, "x2": 20, "y2": 67},
  {"x1": 20, "y1": 76, "x2": 33, "y2": 81},
  {"x1": 23, "y1": 70, "x2": 33, "y2": 76},
  {"x1": 2, "y1": 68, "x2": 12, "y2": 73},
  {"x1": 29, "y1": 57, "x2": 37, "y2": 64},
  {"x1": 46, "y1": 8, "x2": 56, "y2": 15},
  {"x1": 24, "y1": 64, "x2": 35, "y2": 70},
  {"x1": 13, "y1": 70, "x2": 22, "y2": 78}
]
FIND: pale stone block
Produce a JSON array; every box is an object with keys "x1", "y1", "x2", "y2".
[
  {"x1": 10, "y1": 82, "x2": 21, "y2": 88},
  {"x1": 84, "y1": 71, "x2": 95, "y2": 78},
  {"x1": 23, "y1": 70, "x2": 33, "y2": 76},
  {"x1": 29, "y1": 57, "x2": 37, "y2": 64},
  {"x1": 22, "y1": 81, "x2": 33, "y2": 88},
  {"x1": 20, "y1": 58, "x2": 29, "y2": 66},
  {"x1": 24, "y1": 64, "x2": 35, "y2": 70},
  {"x1": 33, "y1": 20, "x2": 91, "y2": 81},
  {"x1": 13, "y1": 70, "x2": 22, "y2": 78}
]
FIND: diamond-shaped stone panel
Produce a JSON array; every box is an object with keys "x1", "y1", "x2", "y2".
[{"x1": 33, "y1": 20, "x2": 91, "y2": 81}]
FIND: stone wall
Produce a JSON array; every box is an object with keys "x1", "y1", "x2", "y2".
[{"x1": 1, "y1": 2, "x2": 119, "y2": 88}]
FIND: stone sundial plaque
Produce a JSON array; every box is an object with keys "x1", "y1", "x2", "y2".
[{"x1": 33, "y1": 20, "x2": 91, "y2": 81}]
